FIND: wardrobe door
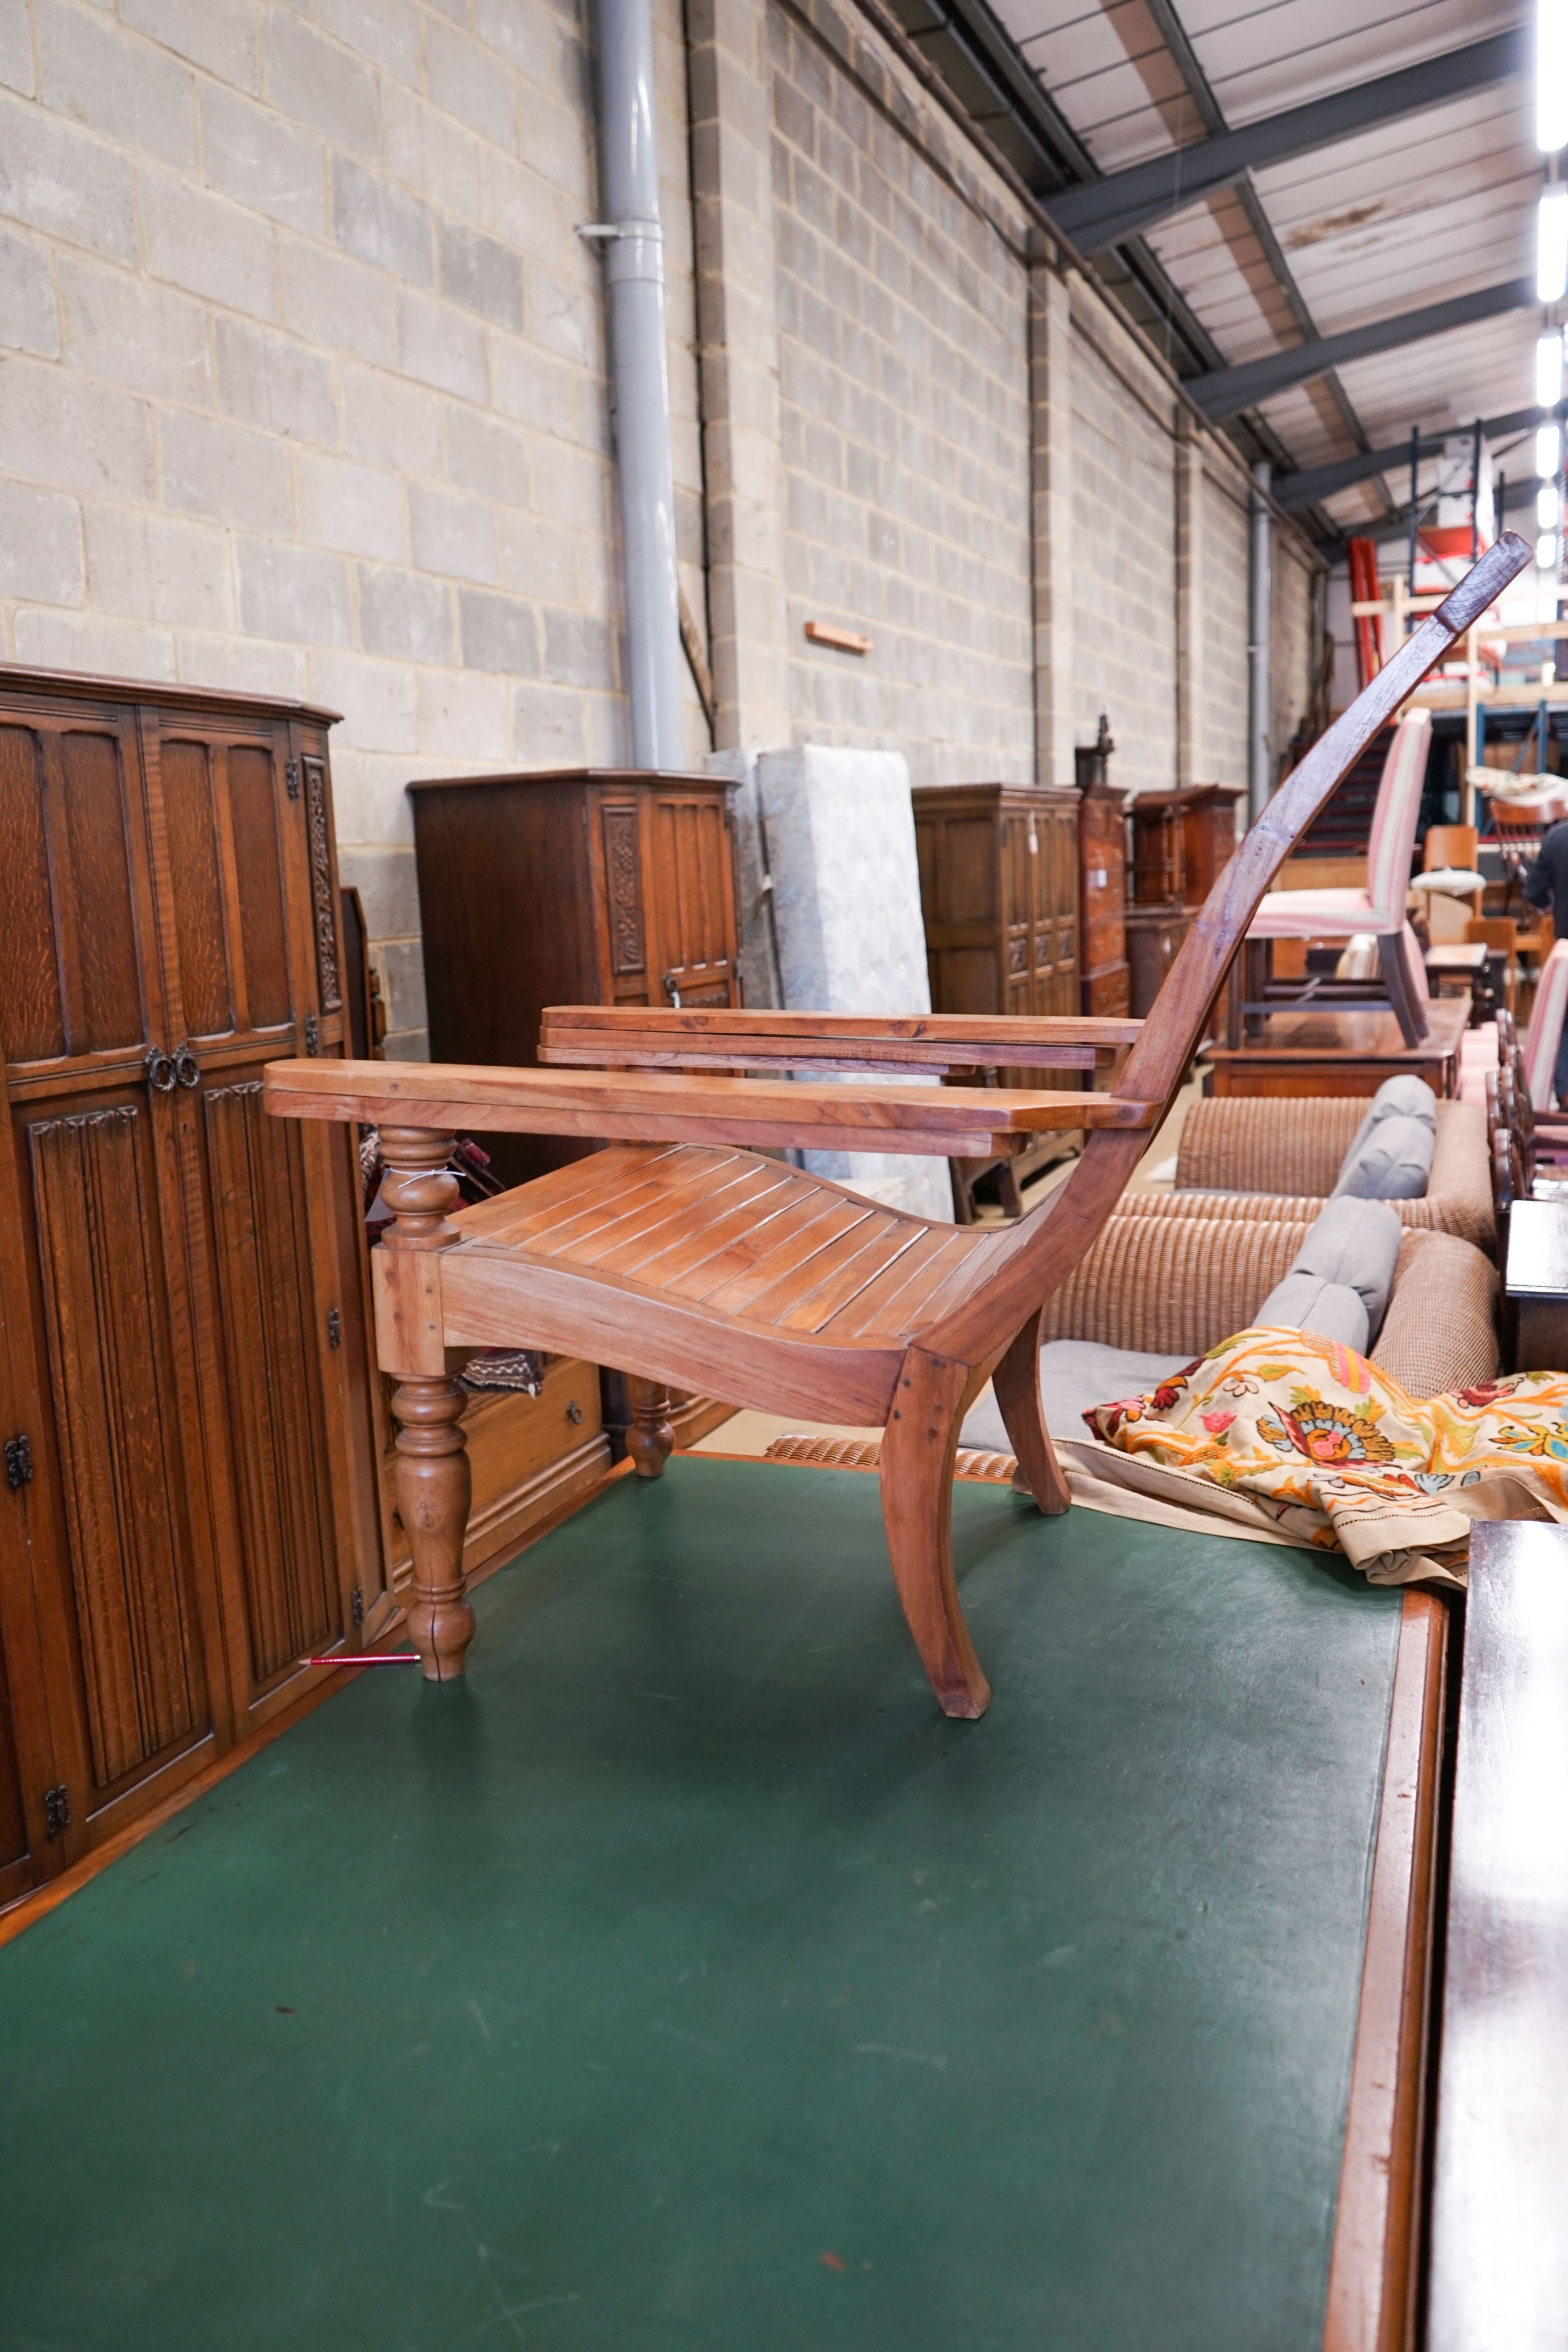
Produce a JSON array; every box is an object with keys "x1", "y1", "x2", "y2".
[
  {"x1": 137, "y1": 711, "x2": 372, "y2": 1734},
  {"x1": 0, "y1": 697, "x2": 221, "y2": 1867}
]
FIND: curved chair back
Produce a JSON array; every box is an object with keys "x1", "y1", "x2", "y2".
[
  {"x1": 1524, "y1": 938, "x2": 1568, "y2": 1109},
  {"x1": 926, "y1": 539, "x2": 1531, "y2": 1367},
  {"x1": 1365, "y1": 710, "x2": 1432, "y2": 928}
]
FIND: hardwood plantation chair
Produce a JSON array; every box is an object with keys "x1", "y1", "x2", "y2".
[
  {"x1": 264, "y1": 539, "x2": 1527, "y2": 1720},
  {"x1": 1239, "y1": 706, "x2": 1434, "y2": 1045}
]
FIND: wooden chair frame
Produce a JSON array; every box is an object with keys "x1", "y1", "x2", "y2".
[{"x1": 265, "y1": 539, "x2": 1527, "y2": 1719}]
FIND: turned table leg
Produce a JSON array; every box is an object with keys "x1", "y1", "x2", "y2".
[
  {"x1": 625, "y1": 1375, "x2": 675, "y2": 1479},
  {"x1": 376, "y1": 1126, "x2": 475, "y2": 1681},
  {"x1": 393, "y1": 1375, "x2": 474, "y2": 1681}
]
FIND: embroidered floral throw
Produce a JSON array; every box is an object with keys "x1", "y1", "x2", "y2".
[{"x1": 1083, "y1": 1328, "x2": 1568, "y2": 1587}]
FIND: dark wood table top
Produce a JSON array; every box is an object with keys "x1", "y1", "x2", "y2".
[
  {"x1": 1428, "y1": 1519, "x2": 1568, "y2": 2350},
  {"x1": 1206, "y1": 1000, "x2": 1470, "y2": 1062},
  {"x1": 1504, "y1": 1196, "x2": 1568, "y2": 1299}
]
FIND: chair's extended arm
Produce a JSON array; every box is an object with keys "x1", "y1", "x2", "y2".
[
  {"x1": 537, "y1": 1005, "x2": 1141, "y2": 1074},
  {"x1": 262, "y1": 1057, "x2": 1160, "y2": 1158}
]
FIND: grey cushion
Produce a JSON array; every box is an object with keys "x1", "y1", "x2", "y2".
[
  {"x1": 962, "y1": 1340, "x2": 1190, "y2": 1448},
  {"x1": 1337, "y1": 1075, "x2": 1438, "y2": 1190},
  {"x1": 1287, "y1": 1194, "x2": 1403, "y2": 1336},
  {"x1": 1253, "y1": 1271, "x2": 1369, "y2": 1351},
  {"x1": 1331, "y1": 1112, "x2": 1435, "y2": 1200}
]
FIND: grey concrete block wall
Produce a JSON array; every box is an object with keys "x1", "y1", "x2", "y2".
[
  {"x1": 766, "y1": 0, "x2": 1035, "y2": 786},
  {"x1": 0, "y1": 0, "x2": 1323, "y2": 1059},
  {"x1": 0, "y1": 0, "x2": 711, "y2": 1057}
]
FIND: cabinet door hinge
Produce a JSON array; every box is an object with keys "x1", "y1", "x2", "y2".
[
  {"x1": 43, "y1": 1784, "x2": 69, "y2": 1840},
  {"x1": 350, "y1": 1584, "x2": 365, "y2": 1628},
  {"x1": 285, "y1": 758, "x2": 301, "y2": 800},
  {"x1": 303, "y1": 1013, "x2": 320, "y2": 1055},
  {"x1": 327, "y1": 1305, "x2": 342, "y2": 1350},
  {"x1": 5, "y1": 1434, "x2": 33, "y2": 1490}
]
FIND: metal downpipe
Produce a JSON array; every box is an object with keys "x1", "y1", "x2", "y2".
[
  {"x1": 1248, "y1": 459, "x2": 1272, "y2": 817},
  {"x1": 591, "y1": 0, "x2": 684, "y2": 768}
]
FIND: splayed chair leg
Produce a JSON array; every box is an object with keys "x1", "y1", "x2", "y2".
[
  {"x1": 992, "y1": 1307, "x2": 1071, "y2": 1514},
  {"x1": 878, "y1": 1347, "x2": 990, "y2": 1719}
]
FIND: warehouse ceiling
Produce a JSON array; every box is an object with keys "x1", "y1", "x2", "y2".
[{"x1": 883, "y1": 0, "x2": 1538, "y2": 548}]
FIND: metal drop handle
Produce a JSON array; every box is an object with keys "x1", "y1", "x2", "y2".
[
  {"x1": 173, "y1": 1046, "x2": 200, "y2": 1089},
  {"x1": 145, "y1": 1047, "x2": 177, "y2": 1093},
  {"x1": 663, "y1": 971, "x2": 682, "y2": 1008}
]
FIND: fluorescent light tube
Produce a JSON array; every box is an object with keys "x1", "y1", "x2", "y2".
[
  {"x1": 1539, "y1": 329, "x2": 1565, "y2": 405},
  {"x1": 1540, "y1": 187, "x2": 1568, "y2": 300},
  {"x1": 1539, "y1": 531, "x2": 1560, "y2": 570},
  {"x1": 1539, "y1": 421, "x2": 1562, "y2": 477},
  {"x1": 1541, "y1": 483, "x2": 1561, "y2": 528},
  {"x1": 1542, "y1": 0, "x2": 1568, "y2": 150}
]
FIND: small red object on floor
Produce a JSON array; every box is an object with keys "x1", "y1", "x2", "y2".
[{"x1": 305, "y1": 1653, "x2": 420, "y2": 1667}]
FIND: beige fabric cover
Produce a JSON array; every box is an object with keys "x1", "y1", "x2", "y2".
[
  {"x1": 1369, "y1": 1228, "x2": 1499, "y2": 1394},
  {"x1": 1176, "y1": 1096, "x2": 1361, "y2": 1195},
  {"x1": 1041, "y1": 1213, "x2": 1309, "y2": 1357},
  {"x1": 1165, "y1": 1096, "x2": 1492, "y2": 1249},
  {"x1": 1044, "y1": 1209, "x2": 1498, "y2": 1392}
]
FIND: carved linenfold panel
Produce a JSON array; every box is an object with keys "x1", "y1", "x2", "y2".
[
  {"x1": 161, "y1": 738, "x2": 233, "y2": 1038},
  {"x1": 29, "y1": 1103, "x2": 204, "y2": 1788},
  {"x1": 0, "y1": 723, "x2": 65, "y2": 1063},
  {"x1": 203, "y1": 1080, "x2": 337, "y2": 1685},
  {"x1": 228, "y1": 743, "x2": 292, "y2": 1030},
  {"x1": 602, "y1": 803, "x2": 645, "y2": 975},
  {"x1": 303, "y1": 757, "x2": 340, "y2": 1012},
  {"x1": 1008, "y1": 934, "x2": 1028, "y2": 975}
]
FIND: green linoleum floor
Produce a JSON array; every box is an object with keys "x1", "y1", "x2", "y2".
[{"x1": 0, "y1": 1460, "x2": 1403, "y2": 2352}]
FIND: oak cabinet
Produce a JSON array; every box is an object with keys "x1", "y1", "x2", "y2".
[
  {"x1": 912, "y1": 783, "x2": 1080, "y2": 1030},
  {"x1": 0, "y1": 670, "x2": 382, "y2": 1907},
  {"x1": 1126, "y1": 784, "x2": 1245, "y2": 1016},
  {"x1": 409, "y1": 767, "x2": 741, "y2": 1193},
  {"x1": 1076, "y1": 733, "x2": 1129, "y2": 1020},
  {"x1": 409, "y1": 767, "x2": 741, "y2": 1453},
  {"x1": 912, "y1": 781, "x2": 1083, "y2": 1219}
]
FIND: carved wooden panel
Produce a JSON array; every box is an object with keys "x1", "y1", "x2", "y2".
[
  {"x1": 27, "y1": 1101, "x2": 206, "y2": 1789},
  {"x1": 650, "y1": 792, "x2": 740, "y2": 1007},
  {"x1": 0, "y1": 1650, "x2": 28, "y2": 1881},
  {"x1": 0, "y1": 723, "x2": 65, "y2": 1065},
  {"x1": 229, "y1": 744, "x2": 292, "y2": 1030},
  {"x1": 602, "y1": 804, "x2": 645, "y2": 976},
  {"x1": 202, "y1": 1079, "x2": 337, "y2": 1686},
  {"x1": 0, "y1": 719, "x2": 146, "y2": 1066},
  {"x1": 302, "y1": 756, "x2": 340, "y2": 1013},
  {"x1": 160, "y1": 738, "x2": 233, "y2": 1039}
]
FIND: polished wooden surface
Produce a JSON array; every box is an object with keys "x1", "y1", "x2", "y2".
[
  {"x1": 266, "y1": 1055, "x2": 1163, "y2": 1152},
  {"x1": 1428, "y1": 1521, "x2": 1568, "y2": 2352},
  {"x1": 539, "y1": 1004, "x2": 1139, "y2": 1070},
  {"x1": 1205, "y1": 999, "x2": 1468, "y2": 1098},
  {"x1": 269, "y1": 536, "x2": 1535, "y2": 1712},
  {"x1": 0, "y1": 667, "x2": 379, "y2": 1908}
]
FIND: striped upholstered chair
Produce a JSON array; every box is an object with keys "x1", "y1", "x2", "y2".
[{"x1": 1244, "y1": 709, "x2": 1433, "y2": 1045}]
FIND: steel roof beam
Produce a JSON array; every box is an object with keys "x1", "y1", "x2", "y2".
[
  {"x1": 1045, "y1": 29, "x2": 1527, "y2": 253},
  {"x1": 1278, "y1": 408, "x2": 1543, "y2": 510},
  {"x1": 1189, "y1": 277, "x2": 1537, "y2": 419}
]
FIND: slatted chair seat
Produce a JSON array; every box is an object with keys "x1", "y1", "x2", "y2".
[
  {"x1": 448, "y1": 1143, "x2": 1002, "y2": 1349},
  {"x1": 266, "y1": 536, "x2": 1529, "y2": 1721}
]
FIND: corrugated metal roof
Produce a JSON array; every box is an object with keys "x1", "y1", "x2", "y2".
[{"x1": 983, "y1": 0, "x2": 1538, "y2": 532}]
